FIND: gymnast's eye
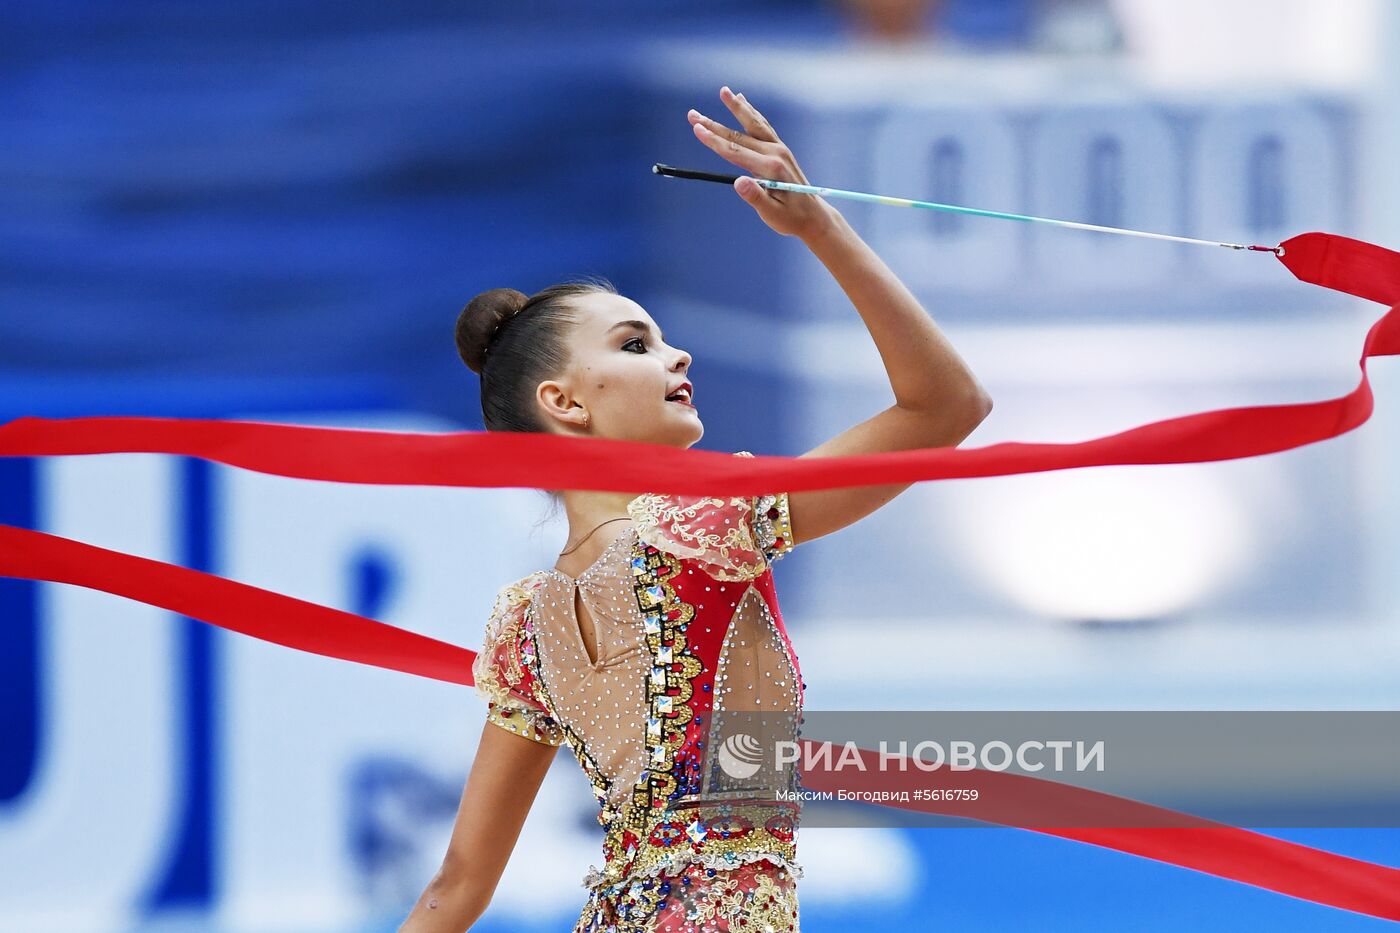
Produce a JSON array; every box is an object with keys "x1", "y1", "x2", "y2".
[{"x1": 623, "y1": 336, "x2": 646, "y2": 353}]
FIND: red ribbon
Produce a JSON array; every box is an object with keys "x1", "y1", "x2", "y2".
[
  {"x1": 0, "y1": 236, "x2": 1395, "y2": 492},
  {"x1": 2, "y1": 231, "x2": 1399, "y2": 920},
  {"x1": 799, "y1": 744, "x2": 1400, "y2": 921},
  {"x1": 0, "y1": 523, "x2": 477, "y2": 685}
]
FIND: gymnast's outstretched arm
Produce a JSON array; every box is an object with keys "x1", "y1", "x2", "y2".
[
  {"x1": 688, "y1": 86, "x2": 993, "y2": 547},
  {"x1": 398, "y1": 722, "x2": 557, "y2": 932}
]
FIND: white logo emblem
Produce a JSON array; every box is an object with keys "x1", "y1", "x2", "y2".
[{"x1": 717, "y1": 732, "x2": 764, "y2": 779}]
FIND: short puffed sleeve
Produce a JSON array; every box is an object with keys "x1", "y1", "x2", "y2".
[
  {"x1": 472, "y1": 574, "x2": 567, "y2": 747},
  {"x1": 626, "y1": 450, "x2": 796, "y2": 582}
]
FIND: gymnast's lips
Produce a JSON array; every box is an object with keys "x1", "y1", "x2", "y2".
[{"x1": 664, "y1": 382, "x2": 695, "y2": 408}]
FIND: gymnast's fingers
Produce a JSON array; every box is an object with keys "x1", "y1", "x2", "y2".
[
  {"x1": 720, "y1": 86, "x2": 781, "y2": 145},
  {"x1": 691, "y1": 117, "x2": 775, "y2": 176},
  {"x1": 687, "y1": 108, "x2": 766, "y2": 154}
]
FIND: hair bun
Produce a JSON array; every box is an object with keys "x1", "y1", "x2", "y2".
[{"x1": 455, "y1": 287, "x2": 528, "y2": 374}]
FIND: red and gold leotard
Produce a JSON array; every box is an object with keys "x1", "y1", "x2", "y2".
[{"x1": 472, "y1": 451, "x2": 804, "y2": 932}]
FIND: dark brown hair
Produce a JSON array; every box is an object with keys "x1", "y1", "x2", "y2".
[{"x1": 455, "y1": 275, "x2": 618, "y2": 433}]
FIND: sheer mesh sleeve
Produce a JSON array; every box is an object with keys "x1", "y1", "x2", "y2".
[
  {"x1": 472, "y1": 574, "x2": 566, "y2": 747},
  {"x1": 627, "y1": 451, "x2": 796, "y2": 582}
]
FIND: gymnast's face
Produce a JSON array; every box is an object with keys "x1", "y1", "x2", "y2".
[{"x1": 535, "y1": 292, "x2": 703, "y2": 447}]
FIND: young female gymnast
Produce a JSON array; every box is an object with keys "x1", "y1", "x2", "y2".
[{"x1": 398, "y1": 86, "x2": 991, "y2": 932}]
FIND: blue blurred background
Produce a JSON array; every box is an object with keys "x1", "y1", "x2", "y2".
[{"x1": 4, "y1": 0, "x2": 1400, "y2": 929}]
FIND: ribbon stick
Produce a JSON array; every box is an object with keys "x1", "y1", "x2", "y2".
[
  {"x1": 2, "y1": 231, "x2": 1400, "y2": 919},
  {"x1": 653, "y1": 163, "x2": 1284, "y2": 253}
]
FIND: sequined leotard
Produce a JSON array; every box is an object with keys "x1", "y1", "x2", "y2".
[{"x1": 472, "y1": 451, "x2": 805, "y2": 932}]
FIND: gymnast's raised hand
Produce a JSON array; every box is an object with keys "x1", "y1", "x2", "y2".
[{"x1": 687, "y1": 86, "x2": 837, "y2": 240}]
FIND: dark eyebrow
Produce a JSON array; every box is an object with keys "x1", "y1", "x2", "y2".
[{"x1": 607, "y1": 319, "x2": 665, "y2": 344}]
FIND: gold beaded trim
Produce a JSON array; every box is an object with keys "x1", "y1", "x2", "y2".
[
  {"x1": 753, "y1": 490, "x2": 795, "y2": 564},
  {"x1": 588, "y1": 800, "x2": 800, "y2": 891},
  {"x1": 484, "y1": 701, "x2": 566, "y2": 746},
  {"x1": 627, "y1": 539, "x2": 700, "y2": 814}
]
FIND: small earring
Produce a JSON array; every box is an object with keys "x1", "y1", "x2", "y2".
[{"x1": 581, "y1": 411, "x2": 590, "y2": 429}]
